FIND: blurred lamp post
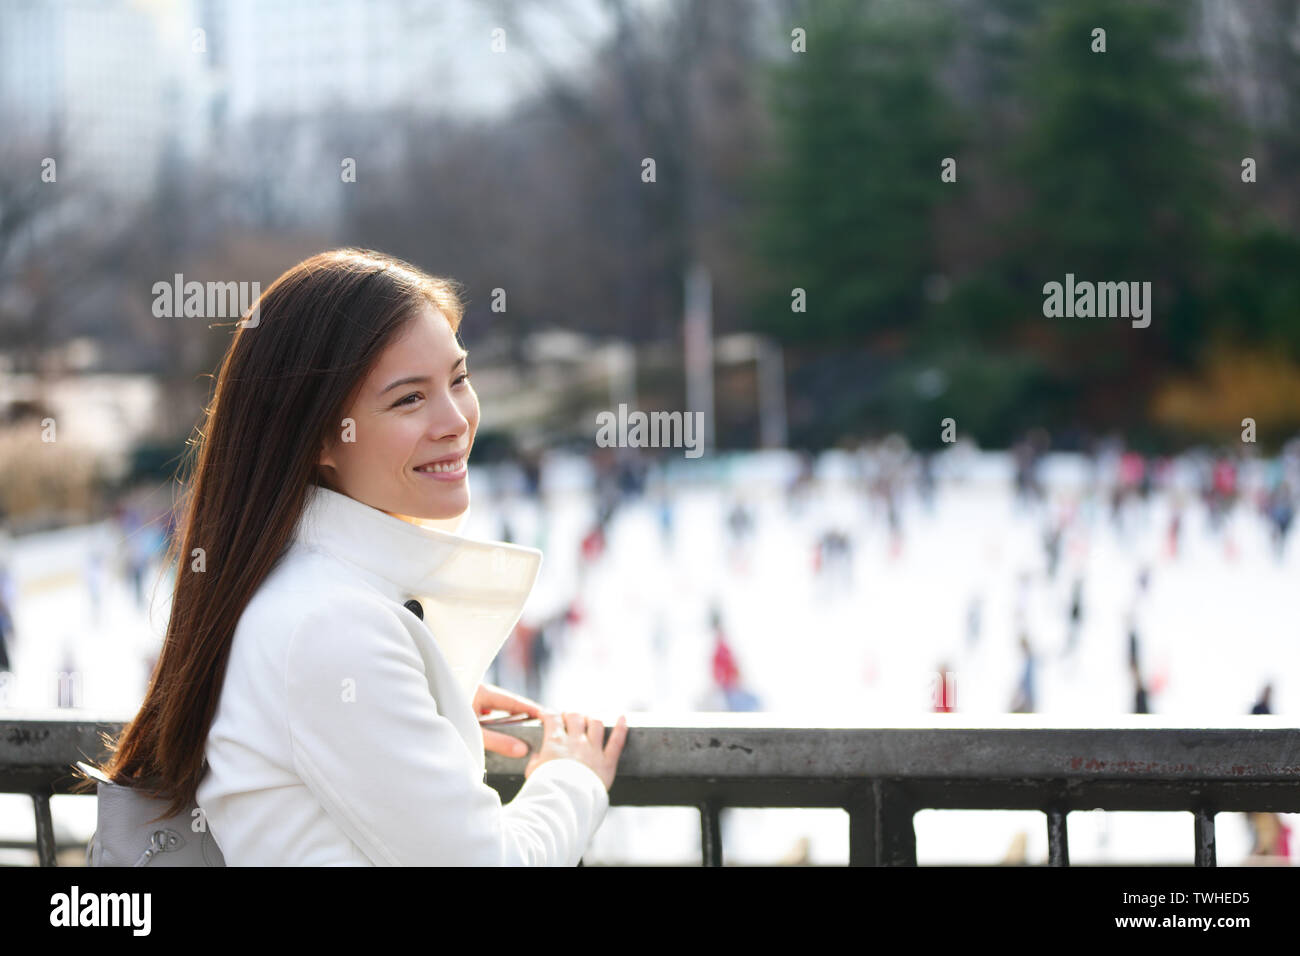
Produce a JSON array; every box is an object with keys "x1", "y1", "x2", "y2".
[
  {"x1": 605, "y1": 341, "x2": 637, "y2": 412},
  {"x1": 684, "y1": 264, "x2": 714, "y2": 458}
]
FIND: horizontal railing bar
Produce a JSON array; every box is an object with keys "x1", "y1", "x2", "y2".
[
  {"x1": 6, "y1": 715, "x2": 1300, "y2": 784},
  {"x1": 485, "y1": 777, "x2": 1300, "y2": 812}
]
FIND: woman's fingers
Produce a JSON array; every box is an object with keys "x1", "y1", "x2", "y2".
[
  {"x1": 482, "y1": 727, "x2": 528, "y2": 757},
  {"x1": 542, "y1": 709, "x2": 625, "y2": 764},
  {"x1": 605, "y1": 715, "x2": 628, "y2": 757},
  {"x1": 488, "y1": 686, "x2": 541, "y2": 717}
]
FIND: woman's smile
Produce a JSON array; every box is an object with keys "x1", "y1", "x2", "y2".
[{"x1": 413, "y1": 456, "x2": 468, "y2": 481}]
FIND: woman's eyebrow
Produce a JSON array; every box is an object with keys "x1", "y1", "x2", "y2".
[
  {"x1": 379, "y1": 354, "x2": 467, "y2": 395},
  {"x1": 380, "y1": 375, "x2": 428, "y2": 395}
]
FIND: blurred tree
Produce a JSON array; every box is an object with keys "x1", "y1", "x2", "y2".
[
  {"x1": 350, "y1": 0, "x2": 765, "y2": 359},
  {"x1": 1006, "y1": 0, "x2": 1227, "y2": 385},
  {"x1": 1206, "y1": 0, "x2": 1300, "y2": 235},
  {"x1": 0, "y1": 112, "x2": 109, "y2": 375},
  {"x1": 915, "y1": 0, "x2": 1236, "y2": 444},
  {"x1": 1211, "y1": 226, "x2": 1300, "y2": 360},
  {"x1": 747, "y1": 0, "x2": 960, "y2": 346}
]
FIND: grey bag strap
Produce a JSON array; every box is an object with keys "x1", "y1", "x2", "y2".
[{"x1": 77, "y1": 761, "x2": 227, "y2": 867}]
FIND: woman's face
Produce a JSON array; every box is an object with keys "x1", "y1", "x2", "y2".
[{"x1": 318, "y1": 303, "x2": 478, "y2": 521}]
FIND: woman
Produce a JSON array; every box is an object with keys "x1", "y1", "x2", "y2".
[{"x1": 85, "y1": 248, "x2": 627, "y2": 865}]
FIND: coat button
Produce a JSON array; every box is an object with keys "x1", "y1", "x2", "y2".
[{"x1": 403, "y1": 599, "x2": 423, "y2": 620}]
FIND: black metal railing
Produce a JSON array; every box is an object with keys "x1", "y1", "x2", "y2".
[{"x1": 3, "y1": 712, "x2": 1298, "y2": 865}]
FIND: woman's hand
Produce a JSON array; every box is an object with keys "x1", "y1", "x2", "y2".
[
  {"x1": 524, "y1": 710, "x2": 628, "y2": 792},
  {"x1": 473, "y1": 683, "x2": 540, "y2": 758}
]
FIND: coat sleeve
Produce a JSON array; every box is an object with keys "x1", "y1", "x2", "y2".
[{"x1": 283, "y1": 593, "x2": 609, "y2": 865}]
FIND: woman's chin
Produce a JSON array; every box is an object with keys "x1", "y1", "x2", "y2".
[{"x1": 403, "y1": 489, "x2": 469, "y2": 522}]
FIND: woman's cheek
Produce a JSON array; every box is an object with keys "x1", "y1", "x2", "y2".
[{"x1": 399, "y1": 418, "x2": 425, "y2": 453}]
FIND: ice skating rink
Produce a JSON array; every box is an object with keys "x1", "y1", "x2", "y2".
[{"x1": 2, "y1": 449, "x2": 1295, "y2": 865}]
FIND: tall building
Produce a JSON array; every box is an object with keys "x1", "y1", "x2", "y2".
[
  {"x1": 0, "y1": 0, "x2": 207, "y2": 205},
  {"x1": 0, "y1": 0, "x2": 605, "y2": 215}
]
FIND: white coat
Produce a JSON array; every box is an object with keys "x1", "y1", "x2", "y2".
[{"x1": 195, "y1": 483, "x2": 609, "y2": 865}]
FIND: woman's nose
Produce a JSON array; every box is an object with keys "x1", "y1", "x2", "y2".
[{"x1": 425, "y1": 395, "x2": 470, "y2": 440}]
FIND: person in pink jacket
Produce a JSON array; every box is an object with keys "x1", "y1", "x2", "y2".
[{"x1": 89, "y1": 248, "x2": 627, "y2": 865}]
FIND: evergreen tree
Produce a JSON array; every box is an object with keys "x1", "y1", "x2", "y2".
[
  {"x1": 747, "y1": 0, "x2": 960, "y2": 345},
  {"x1": 1007, "y1": 0, "x2": 1227, "y2": 402}
]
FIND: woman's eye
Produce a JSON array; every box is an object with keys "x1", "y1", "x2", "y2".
[
  {"x1": 395, "y1": 392, "x2": 423, "y2": 407},
  {"x1": 455, "y1": 372, "x2": 471, "y2": 387}
]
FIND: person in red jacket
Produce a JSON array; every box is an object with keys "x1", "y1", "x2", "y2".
[
  {"x1": 708, "y1": 604, "x2": 761, "y2": 710},
  {"x1": 712, "y1": 631, "x2": 739, "y2": 693}
]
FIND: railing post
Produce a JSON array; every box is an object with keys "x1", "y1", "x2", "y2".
[
  {"x1": 1193, "y1": 808, "x2": 1216, "y2": 867},
  {"x1": 700, "y1": 798, "x2": 723, "y2": 866},
  {"x1": 1046, "y1": 806, "x2": 1069, "y2": 866},
  {"x1": 848, "y1": 781, "x2": 876, "y2": 865},
  {"x1": 849, "y1": 780, "x2": 916, "y2": 866},
  {"x1": 32, "y1": 792, "x2": 57, "y2": 867}
]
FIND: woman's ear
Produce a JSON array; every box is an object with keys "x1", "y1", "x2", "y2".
[{"x1": 316, "y1": 448, "x2": 337, "y2": 493}]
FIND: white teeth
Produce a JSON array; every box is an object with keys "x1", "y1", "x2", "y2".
[{"x1": 416, "y1": 457, "x2": 464, "y2": 473}]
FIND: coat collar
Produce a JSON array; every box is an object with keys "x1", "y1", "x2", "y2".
[{"x1": 293, "y1": 483, "x2": 542, "y2": 702}]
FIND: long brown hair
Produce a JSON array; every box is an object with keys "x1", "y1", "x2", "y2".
[{"x1": 76, "y1": 248, "x2": 465, "y2": 821}]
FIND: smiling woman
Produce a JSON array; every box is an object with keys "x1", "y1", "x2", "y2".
[
  {"x1": 76, "y1": 247, "x2": 627, "y2": 866},
  {"x1": 317, "y1": 302, "x2": 479, "y2": 523}
]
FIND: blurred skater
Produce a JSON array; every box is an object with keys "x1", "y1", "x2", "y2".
[
  {"x1": 708, "y1": 605, "x2": 760, "y2": 711},
  {"x1": 1244, "y1": 687, "x2": 1290, "y2": 862},
  {"x1": 1009, "y1": 635, "x2": 1036, "y2": 713},
  {"x1": 1063, "y1": 577, "x2": 1084, "y2": 658}
]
